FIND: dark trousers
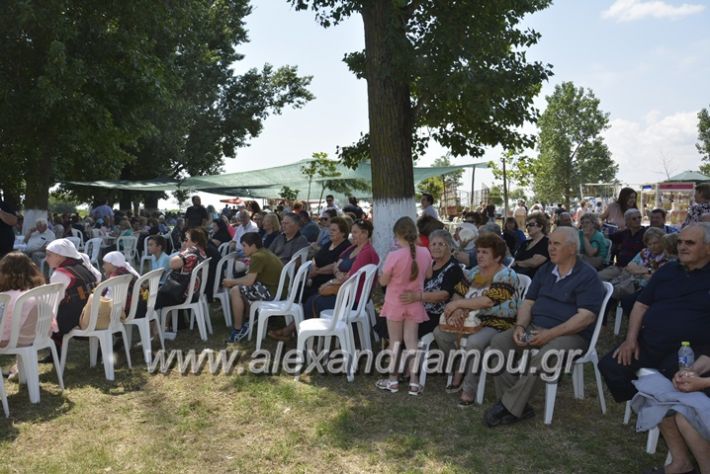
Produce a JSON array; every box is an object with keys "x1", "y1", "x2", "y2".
[{"x1": 598, "y1": 336, "x2": 678, "y2": 402}]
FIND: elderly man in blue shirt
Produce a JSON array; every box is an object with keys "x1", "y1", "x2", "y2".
[
  {"x1": 484, "y1": 226, "x2": 605, "y2": 427},
  {"x1": 599, "y1": 222, "x2": 710, "y2": 403}
]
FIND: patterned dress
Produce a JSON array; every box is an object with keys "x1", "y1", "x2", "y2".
[{"x1": 454, "y1": 265, "x2": 519, "y2": 331}]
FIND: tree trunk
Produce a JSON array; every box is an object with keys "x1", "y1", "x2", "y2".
[
  {"x1": 22, "y1": 156, "x2": 52, "y2": 233},
  {"x1": 120, "y1": 191, "x2": 133, "y2": 211},
  {"x1": 361, "y1": 2, "x2": 416, "y2": 257},
  {"x1": 144, "y1": 194, "x2": 159, "y2": 212}
]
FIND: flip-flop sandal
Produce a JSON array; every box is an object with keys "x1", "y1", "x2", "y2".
[
  {"x1": 458, "y1": 398, "x2": 476, "y2": 408},
  {"x1": 408, "y1": 383, "x2": 424, "y2": 396},
  {"x1": 446, "y1": 381, "x2": 463, "y2": 394}
]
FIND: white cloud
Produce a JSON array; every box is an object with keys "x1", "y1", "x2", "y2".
[
  {"x1": 602, "y1": 0, "x2": 705, "y2": 22},
  {"x1": 603, "y1": 111, "x2": 702, "y2": 184}
]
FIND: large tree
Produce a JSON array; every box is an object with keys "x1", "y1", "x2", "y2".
[
  {"x1": 0, "y1": 1, "x2": 313, "y2": 221},
  {"x1": 289, "y1": 0, "x2": 552, "y2": 254},
  {"x1": 697, "y1": 106, "x2": 710, "y2": 176},
  {"x1": 532, "y1": 82, "x2": 618, "y2": 207}
]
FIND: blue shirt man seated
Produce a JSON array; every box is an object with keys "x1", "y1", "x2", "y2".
[
  {"x1": 484, "y1": 227, "x2": 605, "y2": 427},
  {"x1": 599, "y1": 222, "x2": 710, "y2": 402}
]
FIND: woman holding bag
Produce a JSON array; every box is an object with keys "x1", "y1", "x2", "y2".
[
  {"x1": 433, "y1": 233, "x2": 519, "y2": 406},
  {"x1": 268, "y1": 219, "x2": 378, "y2": 341}
]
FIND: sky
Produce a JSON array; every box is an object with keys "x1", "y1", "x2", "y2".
[{"x1": 191, "y1": 0, "x2": 710, "y2": 208}]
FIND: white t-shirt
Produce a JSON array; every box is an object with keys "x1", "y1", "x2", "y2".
[
  {"x1": 421, "y1": 205, "x2": 439, "y2": 220},
  {"x1": 25, "y1": 229, "x2": 56, "y2": 252},
  {"x1": 232, "y1": 221, "x2": 259, "y2": 253}
]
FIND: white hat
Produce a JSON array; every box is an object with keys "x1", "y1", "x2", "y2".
[
  {"x1": 46, "y1": 238, "x2": 102, "y2": 282},
  {"x1": 46, "y1": 238, "x2": 83, "y2": 260},
  {"x1": 102, "y1": 251, "x2": 140, "y2": 278}
]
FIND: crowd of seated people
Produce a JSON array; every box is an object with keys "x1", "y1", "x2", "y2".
[{"x1": 2, "y1": 190, "x2": 709, "y2": 472}]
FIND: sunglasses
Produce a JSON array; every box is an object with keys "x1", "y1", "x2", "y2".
[{"x1": 526, "y1": 223, "x2": 539, "y2": 228}]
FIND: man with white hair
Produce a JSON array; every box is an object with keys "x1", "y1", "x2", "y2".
[
  {"x1": 598, "y1": 208, "x2": 646, "y2": 281},
  {"x1": 23, "y1": 218, "x2": 56, "y2": 264},
  {"x1": 230, "y1": 209, "x2": 258, "y2": 257},
  {"x1": 483, "y1": 226, "x2": 605, "y2": 427},
  {"x1": 599, "y1": 222, "x2": 710, "y2": 402}
]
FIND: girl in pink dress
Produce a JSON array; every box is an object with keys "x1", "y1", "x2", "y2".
[{"x1": 376, "y1": 217, "x2": 432, "y2": 396}]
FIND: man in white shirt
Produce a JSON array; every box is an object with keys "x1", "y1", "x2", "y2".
[
  {"x1": 420, "y1": 193, "x2": 439, "y2": 219},
  {"x1": 23, "y1": 218, "x2": 56, "y2": 265},
  {"x1": 230, "y1": 210, "x2": 258, "y2": 256},
  {"x1": 319, "y1": 195, "x2": 341, "y2": 218}
]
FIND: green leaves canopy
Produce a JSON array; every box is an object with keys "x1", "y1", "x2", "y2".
[
  {"x1": 532, "y1": 82, "x2": 618, "y2": 206},
  {"x1": 0, "y1": 0, "x2": 314, "y2": 209},
  {"x1": 697, "y1": 106, "x2": 710, "y2": 176}
]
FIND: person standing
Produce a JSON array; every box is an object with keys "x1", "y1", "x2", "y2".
[
  {"x1": 420, "y1": 193, "x2": 439, "y2": 219},
  {"x1": 376, "y1": 217, "x2": 433, "y2": 396},
  {"x1": 0, "y1": 197, "x2": 18, "y2": 259},
  {"x1": 185, "y1": 195, "x2": 209, "y2": 230}
]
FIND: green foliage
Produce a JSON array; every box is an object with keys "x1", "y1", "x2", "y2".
[
  {"x1": 48, "y1": 194, "x2": 79, "y2": 215},
  {"x1": 300, "y1": 152, "x2": 369, "y2": 206},
  {"x1": 697, "y1": 106, "x2": 710, "y2": 176},
  {"x1": 0, "y1": 1, "x2": 313, "y2": 209},
  {"x1": 489, "y1": 149, "x2": 536, "y2": 188},
  {"x1": 279, "y1": 186, "x2": 300, "y2": 201},
  {"x1": 290, "y1": 0, "x2": 553, "y2": 170},
  {"x1": 532, "y1": 82, "x2": 618, "y2": 207}
]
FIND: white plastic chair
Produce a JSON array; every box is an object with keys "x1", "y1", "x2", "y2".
[
  {"x1": 603, "y1": 238, "x2": 613, "y2": 266},
  {"x1": 117, "y1": 235, "x2": 138, "y2": 263},
  {"x1": 59, "y1": 275, "x2": 134, "y2": 381},
  {"x1": 123, "y1": 268, "x2": 165, "y2": 366},
  {"x1": 213, "y1": 253, "x2": 238, "y2": 327},
  {"x1": 254, "y1": 261, "x2": 312, "y2": 351},
  {"x1": 218, "y1": 242, "x2": 231, "y2": 257},
  {"x1": 65, "y1": 236, "x2": 81, "y2": 250},
  {"x1": 0, "y1": 366, "x2": 8, "y2": 417},
  {"x1": 291, "y1": 246, "x2": 310, "y2": 266},
  {"x1": 623, "y1": 368, "x2": 662, "y2": 454},
  {"x1": 0, "y1": 284, "x2": 65, "y2": 404},
  {"x1": 70, "y1": 228, "x2": 84, "y2": 249},
  {"x1": 0, "y1": 294, "x2": 11, "y2": 417},
  {"x1": 451, "y1": 272, "x2": 532, "y2": 404},
  {"x1": 85, "y1": 237, "x2": 104, "y2": 269},
  {"x1": 295, "y1": 271, "x2": 359, "y2": 382},
  {"x1": 543, "y1": 281, "x2": 614, "y2": 424},
  {"x1": 319, "y1": 264, "x2": 379, "y2": 352},
  {"x1": 247, "y1": 258, "x2": 297, "y2": 341},
  {"x1": 139, "y1": 236, "x2": 153, "y2": 273},
  {"x1": 160, "y1": 258, "x2": 212, "y2": 341}
]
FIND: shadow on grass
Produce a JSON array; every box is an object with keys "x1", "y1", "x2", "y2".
[{"x1": 0, "y1": 387, "x2": 75, "y2": 442}]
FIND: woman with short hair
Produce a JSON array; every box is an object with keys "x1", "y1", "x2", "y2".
[
  {"x1": 434, "y1": 233, "x2": 519, "y2": 406},
  {"x1": 578, "y1": 213, "x2": 609, "y2": 269},
  {"x1": 261, "y1": 213, "x2": 281, "y2": 250},
  {"x1": 511, "y1": 212, "x2": 550, "y2": 278}
]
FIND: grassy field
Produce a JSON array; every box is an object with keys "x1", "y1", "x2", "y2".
[{"x1": 0, "y1": 306, "x2": 668, "y2": 473}]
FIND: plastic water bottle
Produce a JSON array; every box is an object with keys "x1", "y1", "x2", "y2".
[{"x1": 678, "y1": 341, "x2": 695, "y2": 372}]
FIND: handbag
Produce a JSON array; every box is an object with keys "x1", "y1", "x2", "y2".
[
  {"x1": 158, "y1": 272, "x2": 190, "y2": 301},
  {"x1": 79, "y1": 295, "x2": 124, "y2": 330},
  {"x1": 318, "y1": 281, "x2": 341, "y2": 297},
  {"x1": 438, "y1": 309, "x2": 482, "y2": 336}
]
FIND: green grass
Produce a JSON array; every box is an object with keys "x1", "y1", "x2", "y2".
[{"x1": 0, "y1": 307, "x2": 668, "y2": 473}]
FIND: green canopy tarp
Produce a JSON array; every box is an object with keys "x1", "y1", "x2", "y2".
[
  {"x1": 664, "y1": 170, "x2": 710, "y2": 182},
  {"x1": 67, "y1": 158, "x2": 489, "y2": 199}
]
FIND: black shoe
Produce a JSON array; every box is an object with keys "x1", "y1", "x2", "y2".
[{"x1": 484, "y1": 401, "x2": 534, "y2": 427}]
